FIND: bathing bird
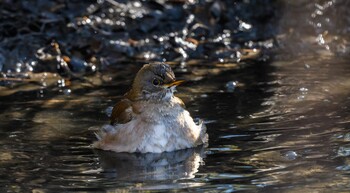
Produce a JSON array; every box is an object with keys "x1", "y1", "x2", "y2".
[{"x1": 93, "y1": 62, "x2": 207, "y2": 153}]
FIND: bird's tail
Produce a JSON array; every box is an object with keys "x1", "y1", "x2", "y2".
[
  {"x1": 196, "y1": 119, "x2": 209, "y2": 146},
  {"x1": 93, "y1": 124, "x2": 116, "y2": 148},
  {"x1": 95, "y1": 124, "x2": 116, "y2": 140}
]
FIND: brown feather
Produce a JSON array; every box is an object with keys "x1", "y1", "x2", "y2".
[{"x1": 110, "y1": 99, "x2": 133, "y2": 125}]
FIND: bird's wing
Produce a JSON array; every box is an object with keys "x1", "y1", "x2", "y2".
[{"x1": 110, "y1": 99, "x2": 133, "y2": 125}]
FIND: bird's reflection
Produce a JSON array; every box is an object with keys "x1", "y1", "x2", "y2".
[{"x1": 94, "y1": 146, "x2": 206, "y2": 181}]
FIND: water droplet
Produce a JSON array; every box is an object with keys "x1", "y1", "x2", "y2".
[
  {"x1": 133, "y1": 1, "x2": 141, "y2": 7},
  {"x1": 225, "y1": 81, "x2": 237, "y2": 92},
  {"x1": 299, "y1": 87, "x2": 308, "y2": 92},
  {"x1": 63, "y1": 89, "x2": 71, "y2": 95},
  {"x1": 316, "y1": 34, "x2": 325, "y2": 45},
  {"x1": 239, "y1": 20, "x2": 252, "y2": 31},
  {"x1": 105, "y1": 106, "x2": 113, "y2": 117},
  {"x1": 284, "y1": 151, "x2": 298, "y2": 160},
  {"x1": 37, "y1": 89, "x2": 44, "y2": 98},
  {"x1": 58, "y1": 79, "x2": 66, "y2": 87}
]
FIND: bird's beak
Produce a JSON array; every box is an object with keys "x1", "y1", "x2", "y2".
[{"x1": 163, "y1": 80, "x2": 185, "y2": 88}]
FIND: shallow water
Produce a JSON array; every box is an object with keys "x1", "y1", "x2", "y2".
[
  {"x1": 1, "y1": 51, "x2": 350, "y2": 192},
  {"x1": 1, "y1": 0, "x2": 350, "y2": 192}
]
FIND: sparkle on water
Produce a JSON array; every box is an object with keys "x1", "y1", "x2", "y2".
[
  {"x1": 1, "y1": 52, "x2": 350, "y2": 192},
  {"x1": 1, "y1": 1, "x2": 350, "y2": 192}
]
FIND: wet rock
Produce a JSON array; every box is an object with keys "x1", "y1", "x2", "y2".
[
  {"x1": 0, "y1": 0, "x2": 285, "y2": 76},
  {"x1": 0, "y1": 53, "x2": 4, "y2": 72},
  {"x1": 139, "y1": 16, "x2": 159, "y2": 33},
  {"x1": 209, "y1": 1, "x2": 223, "y2": 23}
]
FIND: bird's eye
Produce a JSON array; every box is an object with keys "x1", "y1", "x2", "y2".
[{"x1": 152, "y1": 78, "x2": 161, "y2": 86}]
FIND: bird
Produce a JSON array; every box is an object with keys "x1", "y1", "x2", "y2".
[{"x1": 93, "y1": 62, "x2": 208, "y2": 153}]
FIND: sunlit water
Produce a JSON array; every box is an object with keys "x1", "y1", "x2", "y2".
[
  {"x1": 1, "y1": 52, "x2": 350, "y2": 192},
  {"x1": 1, "y1": 0, "x2": 350, "y2": 192}
]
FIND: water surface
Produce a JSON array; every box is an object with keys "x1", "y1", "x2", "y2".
[
  {"x1": 1, "y1": 52, "x2": 350, "y2": 192},
  {"x1": 1, "y1": 0, "x2": 350, "y2": 192}
]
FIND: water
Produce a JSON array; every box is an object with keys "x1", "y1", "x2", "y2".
[
  {"x1": 1, "y1": 0, "x2": 350, "y2": 192},
  {"x1": 1, "y1": 52, "x2": 349, "y2": 192}
]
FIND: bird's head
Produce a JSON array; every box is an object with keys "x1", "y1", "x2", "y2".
[{"x1": 131, "y1": 62, "x2": 184, "y2": 100}]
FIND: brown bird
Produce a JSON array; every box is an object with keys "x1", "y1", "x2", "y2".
[{"x1": 93, "y1": 62, "x2": 208, "y2": 153}]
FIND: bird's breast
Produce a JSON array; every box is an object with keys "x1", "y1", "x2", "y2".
[
  {"x1": 133, "y1": 99, "x2": 183, "y2": 123},
  {"x1": 103, "y1": 97, "x2": 203, "y2": 153}
]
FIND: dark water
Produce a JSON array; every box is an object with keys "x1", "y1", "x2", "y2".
[
  {"x1": 1, "y1": 0, "x2": 350, "y2": 192},
  {"x1": 1, "y1": 53, "x2": 350, "y2": 192}
]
